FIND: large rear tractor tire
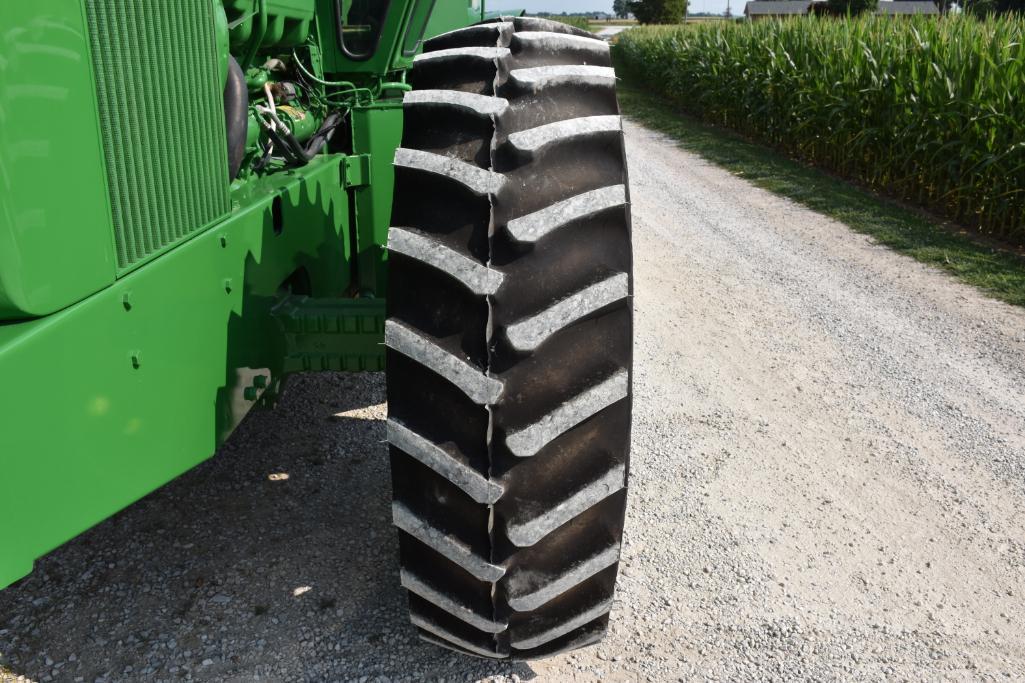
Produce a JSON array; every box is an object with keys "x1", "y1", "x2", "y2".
[{"x1": 385, "y1": 17, "x2": 632, "y2": 660}]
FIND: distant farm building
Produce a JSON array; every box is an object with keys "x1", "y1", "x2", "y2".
[
  {"x1": 876, "y1": 1, "x2": 940, "y2": 14},
  {"x1": 744, "y1": 0, "x2": 939, "y2": 18},
  {"x1": 744, "y1": 1, "x2": 813, "y2": 19}
]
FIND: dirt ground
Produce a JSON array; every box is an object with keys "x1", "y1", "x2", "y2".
[{"x1": 2, "y1": 120, "x2": 1024, "y2": 681}]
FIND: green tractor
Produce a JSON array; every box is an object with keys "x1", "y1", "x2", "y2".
[{"x1": 0, "y1": 0, "x2": 632, "y2": 660}]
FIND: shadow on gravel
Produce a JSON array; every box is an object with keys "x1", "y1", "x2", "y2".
[{"x1": 0, "y1": 373, "x2": 534, "y2": 682}]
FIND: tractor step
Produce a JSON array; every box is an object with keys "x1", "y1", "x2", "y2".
[{"x1": 273, "y1": 296, "x2": 386, "y2": 373}]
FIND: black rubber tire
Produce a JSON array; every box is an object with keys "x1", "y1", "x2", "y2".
[{"x1": 385, "y1": 16, "x2": 632, "y2": 661}]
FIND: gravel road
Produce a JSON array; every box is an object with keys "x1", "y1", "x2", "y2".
[
  {"x1": 3, "y1": 119, "x2": 1025, "y2": 682},
  {"x1": 595, "y1": 26, "x2": 628, "y2": 40}
]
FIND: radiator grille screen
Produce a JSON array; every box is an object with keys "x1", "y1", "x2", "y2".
[{"x1": 84, "y1": 0, "x2": 230, "y2": 270}]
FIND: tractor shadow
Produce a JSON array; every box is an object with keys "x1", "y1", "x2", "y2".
[{"x1": 0, "y1": 372, "x2": 535, "y2": 682}]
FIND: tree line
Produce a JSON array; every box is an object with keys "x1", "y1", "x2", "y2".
[{"x1": 615, "y1": 0, "x2": 687, "y2": 23}]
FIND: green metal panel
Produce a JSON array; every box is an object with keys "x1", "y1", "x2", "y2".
[
  {"x1": 400, "y1": 0, "x2": 441, "y2": 60},
  {"x1": 0, "y1": 0, "x2": 431, "y2": 592},
  {"x1": 351, "y1": 102, "x2": 403, "y2": 296},
  {"x1": 0, "y1": 0, "x2": 117, "y2": 319},
  {"x1": 0, "y1": 156, "x2": 352, "y2": 591},
  {"x1": 423, "y1": 0, "x2": 483, "y2": 41},
  {"x1": 83, "y1": 0, "x2": 231, "y2": 272},
  {"x1": 224, "y1": 0, "x2": 315, "y2": 53},
  {"x1": 214, "y1": 1, "x2": 231, "y2": 85}
]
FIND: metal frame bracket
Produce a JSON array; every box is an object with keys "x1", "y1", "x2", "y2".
[{"x1": 343, "y1": 154, "x2": 372, "y2": 188}]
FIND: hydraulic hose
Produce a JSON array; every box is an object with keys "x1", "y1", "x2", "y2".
[
  {"x1": 260, "y1": 110, "x2": 345, "y2": 166},
  {"x1": 223, "y1": 55, "x2": 248, "y2": 180}
]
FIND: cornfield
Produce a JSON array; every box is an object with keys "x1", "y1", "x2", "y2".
[{"x1": 619, "y1": 17, "x2": 1025, "y2": 242}]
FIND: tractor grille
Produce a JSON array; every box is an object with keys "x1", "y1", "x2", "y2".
[{"x1": 84, "y1": 0, "x2": 230, "y2": 271}]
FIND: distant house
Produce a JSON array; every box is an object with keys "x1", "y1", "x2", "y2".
[
  {"x1": 744, "y1": 0, "x2": 940, "y2": 17},
  {"x1": 876, "y1": 1, "x2": 940, "y2": 14},
  {"x1": 743, "y1": 1, "x2": 813, "y2": 19}
]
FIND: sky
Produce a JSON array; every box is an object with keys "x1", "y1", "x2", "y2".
[{"x1": 489, "y1": 0, "x2": 735, "y2": 15}]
